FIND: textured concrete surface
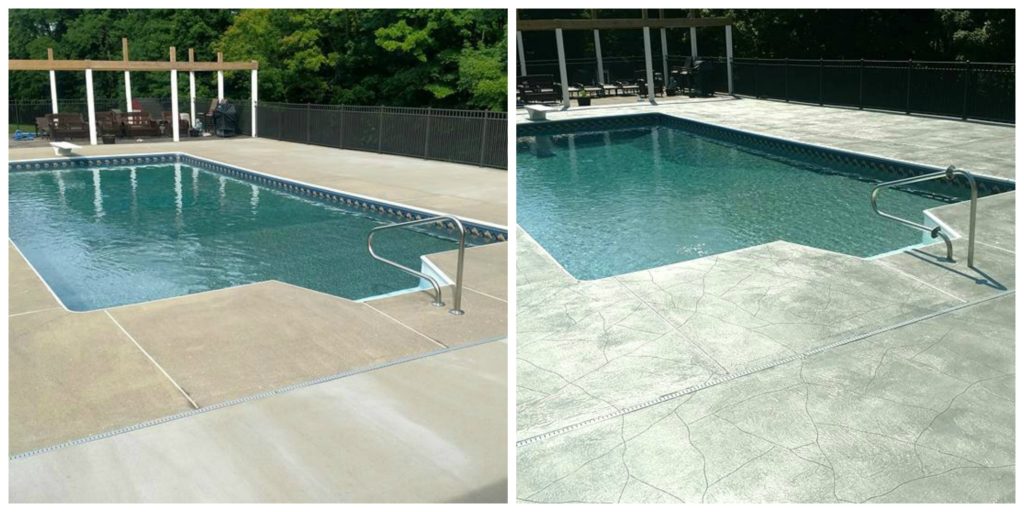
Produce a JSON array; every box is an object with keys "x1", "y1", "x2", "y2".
[
  {"x1": 517, "y1": 294, "x2": 1013, "y2": 503},
  {"x1": 10, "y1": 340, "x2": 508, "y2": 503},
  {"x1": 7, "y1": 244, "x2": 61, "y2": 316},
  {"x1": 9, "y1": 137, "x2": 507, "y2": 225},
  {"x1": 517, "y1": 96, "x2": 1015, "y2": 181},
  {"x1": 515, "y1": 104, "x2": 1015, "y2": 501}
]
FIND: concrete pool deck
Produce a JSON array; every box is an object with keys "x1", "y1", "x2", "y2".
[
  {"x1": 515, "y1": 100, "x2": 1014, "y2": 503},
  {"x1": 517, "y1": 96, "x2": 1014, "y2": 182},
  {"x1": 8, "y1": 140, "x2": 508, "y2": 502}
]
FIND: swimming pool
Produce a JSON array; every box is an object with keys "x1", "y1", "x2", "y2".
[
  {"x1": 9, "y1": 154, "x2": 504, "y2": 311},
  {"x1": 517, "y1": 114, "x2": 1009, "y2": 280}
]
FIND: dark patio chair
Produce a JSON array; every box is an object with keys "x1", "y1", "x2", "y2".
[
  {"x1": 121, "y1": 111, "x2": 161, "y2": 137},
  {"x1": 47, "y1": 113, "x2": 89, "y2": 141}
]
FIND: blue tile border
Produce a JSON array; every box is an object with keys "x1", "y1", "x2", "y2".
[
  {"x1": 9, "y1": 153, "x2": 507, "y2": 243},
  {"x1": 517, "y1": 113, "x2": 1015, "y2": 196}
]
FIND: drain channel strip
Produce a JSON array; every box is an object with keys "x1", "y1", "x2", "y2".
[{"x1": 516, "y1": 290, "x2": 1014, "y2": 448}]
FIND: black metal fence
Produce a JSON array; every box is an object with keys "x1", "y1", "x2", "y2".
[
  {"x1": 255, "y1": 102, "x2": 507, "y2": 169},
  {"x1": 702, "y1": 57, "x2": 1015, "y2": 124},
  {"x1": 10, "y1": 98, "x2": 505, "y2": 169}
]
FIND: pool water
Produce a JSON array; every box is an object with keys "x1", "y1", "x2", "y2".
[
  {"x1": 517, "y1": 125, "x2": 969, "y2": 280},
  {"x1": 9, "y1": 163, "x2": 469, "y2": 311}
]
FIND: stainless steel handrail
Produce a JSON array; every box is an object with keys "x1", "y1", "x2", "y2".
[
  {"x1": 870, "y1": 165, "x2": 978, "y2": 268},
  {"x1": 367, "y1": 215, "x2": 467, "y2": 315}
]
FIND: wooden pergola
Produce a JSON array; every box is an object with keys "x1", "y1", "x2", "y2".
[
  {"x1": 9, "y1": 39, "x2": 259, "y2": 145},
  {"x1": 516, "y1": 12, "x2": 734, "y2": 108}
]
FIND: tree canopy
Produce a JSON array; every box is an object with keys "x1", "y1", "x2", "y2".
[
  {"x1": 8, "y1": 9, "x2": 507, "y2": 111},
  {"x1": 518, "y1": 9, "x2": 1014, "y2": 63}
]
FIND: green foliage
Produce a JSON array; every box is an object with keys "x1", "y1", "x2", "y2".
[{"x1": 9, "y1": 9, "x2": 507, "y2": 111}]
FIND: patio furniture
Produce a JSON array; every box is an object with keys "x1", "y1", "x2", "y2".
[
  {"x1": 35, "y1": 117, "x2": 49, "y2": 138},
  {"x1": 121, "y1": 111, "x2": 161, "y2": 137},
  {"x1": 162, "y1": 112, "x2": 190, "y2": 136},
  {"x1": 47, "y1": 113, "x2": 89, "y2": 141},
  {"x1": 95, "y1": 111, "x2": 121, "y2": 138},
  {"x1": 50, "y1": 141, "x2": 80, "y2": 156},
  {"x1": 518, "y1": 74, "x2": 559, "y2": 105}
]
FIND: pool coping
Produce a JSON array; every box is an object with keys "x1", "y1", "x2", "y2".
[{"x1": 9, "y1": 151, "x2": 509, "y2": 313}]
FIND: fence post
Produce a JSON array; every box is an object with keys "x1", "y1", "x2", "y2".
[
  {"x1": 377, "y1": 105, "x2": 384, "y2": 153},
  {"x1": 306, "y1": 103, "x2": 311, "y2": 143},
  {"x1": 858, "y1": 59, "x2": 864, "y2": 110},
  {"x1": 905, "y1": 59, "x2": 912, "y2": 115},
  {"x1": 818, "y1": 58, "x2": 824, "y2": 106},
  {"x1": 278, "y1": 105, "x2": 284, "y2": 139},
  {"x1": 423, "y1": 107, "x2": 432, "y2": 158},
  {"x1": 961, "y1": 60, "x2": 971, "y2": 121},
  {"x1": 478, "y1": 112, "x2": 489, "y2": 167},
  {"x1": 14, "y1": 101, "x2": 21, "y2": 131},
  {"x1": 753, "y1": 58, "x2": 759, "y2": 98},
  {"x1": 784, "y1": 58, "x2": 789, "y2": 102},
  {"x1": 339, "y1": 106, "x2": 345, "y2": 149}
]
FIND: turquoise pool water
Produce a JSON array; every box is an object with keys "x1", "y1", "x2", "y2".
[
  {"x1": 517, "y1": 125, "x2": 969, "y2": 280},
  {"x1": 9, "y1": 163, "x2": 468, "y2": 311}
]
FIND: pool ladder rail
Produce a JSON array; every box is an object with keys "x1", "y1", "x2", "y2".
[
  {"x1": 870, "y1": 165, "x2": 977, "y2": 268},
  {"x1": 367, "y1": 215, "x2": 467, "y2": 315}
]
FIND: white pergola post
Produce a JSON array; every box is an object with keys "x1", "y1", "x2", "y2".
[
  {"x1": 170, "y1": 47, "x2": 180, "y2": 142},
  {"x1": 251, "y1": 68, "x2": 258, "y2": 137},
  {"x1": 124, "y1": 71, "x2": 133, "y2": 112},
  {"x1": 690, "y1": 27, "x2": 699, "y2": 59},
  {"x1": 47, "y1": 49, "x2": 58, "y2": 113},
  {"x1": 725, "y1": 24, "x2": 735, "y2": 94},
  {"x1": 593, "y1": 30, "x2": 604, "y2": 84},
  {"x1": 217, "y1": 52, "x2": 225, "y2": 101},
  {"x1": 516, "y1": 31, "x2": 527, "y2": 76},
  {"x1": 188, "y1": 48, "x2": 196, "y2": 130},
  {"x1": 660, "y1": 28, "x2": 669, "y2": 93},
  {"x1": 555, "y1": 28, "x2": 570, "y2": 110},
  {"x1": 643, "y1": 27, "x2": 656, "y2": 105},
  {"x1": 122, "y1": 39, "x2": 132, "y2": 112},
  {"x1": 85, "y1": 69, "x2": 97, "y2": 145}
]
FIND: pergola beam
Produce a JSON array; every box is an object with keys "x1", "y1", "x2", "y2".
[
  {"x1": 518, "y1": 16, "x2": 732, "y2": 31},
  {"x1": 10, "y1": 59, "x2": 258, "y2": 72}
]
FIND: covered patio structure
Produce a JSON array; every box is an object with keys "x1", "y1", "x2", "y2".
[
  {"x1": 517, "y1": 12, "x2": 734, "y2": 108},
  {"x1": 9, "y1": 39, "x2": 259, "y2": 145}
]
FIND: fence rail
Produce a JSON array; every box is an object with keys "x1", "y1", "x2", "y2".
[
  {"x1": 9, "y1": 98, "x2": 506, "y2": 169},
  {"x1": 707, "y1": 57, "x2": 1015, "y2": 124}
]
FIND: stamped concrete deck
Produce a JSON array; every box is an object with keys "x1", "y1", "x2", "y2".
[
  {"x1": 8, "y1": 140, "x2": 508, "y2": 502},
  {"x1": 517, "y1": 96, "x2": 1014, "y2": 181},
  {"x1": 516, "y1": 101, "x2": 1014, "y2": 503}
]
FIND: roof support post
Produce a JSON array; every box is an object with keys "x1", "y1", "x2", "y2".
[
  {"x1": 594, "y1": 29, "x2": 604, "y2": 84},
  {"x1": 690, "y1": 27, "x2": 698, "y2": 59},
  {"x1": 251, "y1": 68, "x2": 258, "y2": 137},
  {"x1": 48, "y1": 48, "x2": 58, "y2": 114},
  {"x1": 516, "y1": 31, "x2": 527, "y2": 76},
  {"x1": 122, "y1": 38, "x2": 132, "y2": 112},
  {"x1": 725, "y1": 24, "x2": 734, "y2": 94},
  {"x1": 660, "y1": 27, "x2": 669, "y2": 94},
  {"x1": 188, "y1": 48, "x2": 196, "y2": 130},
  {"x1": 643, "y1": 27, "x2": 657, "y2": 105},
  {"x1": 555, "y1": 28, "x2": 570, "y2": 110},
  {"x1": 217, "y1": 52, "x2": 225, "y2": 101},
  {"x1": 170, "y1": 47, "x2": 180, "y2": 142},
  {"x1": 85, "y1": 68, "x2": 97, "y2": 145}
]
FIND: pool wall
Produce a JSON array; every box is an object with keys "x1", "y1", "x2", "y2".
[
  {"x1": 517, "y1": 113, "x2": 1015, "y2": 195},
  {"x1": 9, "y1": 152, "x2": 508, "y2": 243}
]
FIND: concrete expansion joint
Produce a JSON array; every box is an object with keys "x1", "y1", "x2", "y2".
[{"x1": 516, "y1": 289, "x2": 1014, "y2": 448}]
